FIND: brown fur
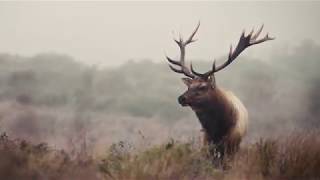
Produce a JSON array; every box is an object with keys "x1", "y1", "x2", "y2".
[{"x1": 180, "y1": 79, "x2": 248, "y2": 159}]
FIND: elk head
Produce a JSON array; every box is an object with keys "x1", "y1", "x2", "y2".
[{"x1": 166, "y1": 22, "x2": 274, "y2": 109}]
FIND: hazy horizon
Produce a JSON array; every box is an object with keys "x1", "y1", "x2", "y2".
[{"x1": 0, "y1": 1, "x2": 319, "y2": 66}]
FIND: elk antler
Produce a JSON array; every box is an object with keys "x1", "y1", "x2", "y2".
[
  {"x1": 166, "y1": 22, "x2": 200, "y2": 78},
  {"x1": 192, "y1": 24, "x2": 274, "y2": 78}
]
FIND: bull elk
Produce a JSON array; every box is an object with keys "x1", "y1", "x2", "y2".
[{"x1": 166, "y1": 23, "x2": 273, "y2": 160}]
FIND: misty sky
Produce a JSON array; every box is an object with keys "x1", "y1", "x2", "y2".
[{"x1": 0, "y1": 1, "x2": 319, "y2": 66}]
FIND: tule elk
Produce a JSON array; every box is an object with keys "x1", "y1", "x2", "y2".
[{"x1": 165, "y1": 22, "x2": 273, "y2": 160}]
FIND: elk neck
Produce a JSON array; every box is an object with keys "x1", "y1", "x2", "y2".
[{"x1": 192, "y1": 87, "x2": 236, "y2": 143}]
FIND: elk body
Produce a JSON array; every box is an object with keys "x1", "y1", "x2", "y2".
[{"x1": 166, "y1": 23, "x2": 273, "y2": 159}]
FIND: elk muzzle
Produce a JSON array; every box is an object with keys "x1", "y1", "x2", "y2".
[{"x1": 178, "y1": 95, "x2": 189, "y2": 106}]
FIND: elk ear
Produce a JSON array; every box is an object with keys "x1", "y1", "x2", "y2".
[{"x1": 181, "y1": 78, "x2": 193, "y2": 87}]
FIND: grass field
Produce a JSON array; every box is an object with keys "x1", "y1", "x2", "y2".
[{"x1": 0, "y1": 131, "x2": 319, "y2": 180}]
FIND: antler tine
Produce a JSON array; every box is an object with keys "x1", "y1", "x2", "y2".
[
  {"x1": 166, "y1": 56, "x2": 181, "y2": 66},
  {"x1": 251, "y1": 33, "x2": 275, "y2": 45},
  {"x1": 207, "y1": 59, "x2": 216, "y2": 76},
  {"x1": 214, "y1": 25, "x2": 274, "y2": 73},
  {"x1": 202, "y1": 45, "x2": 234, "y2": 75},
  {"x1": 251, "y1": 24, "x2": 264, "y2": 41},
  {"x1": 185, "y1": 21, "x2": 200, "y2": 45},
  {"x1": 166, "y1": 22, "x2": 201, "y2": 78},
  {"x1": 168, "y1": 64, "x2": 184, "y2": 74},
  {"x1": 190, "y1": 58, "x2": 217, "y2": 79},
  {"x1": 190, "y1": 62, "x2": 205, "y2": 77},
  {"x1": 228, "y1": 45, "x2": 233, "y2": 61}
]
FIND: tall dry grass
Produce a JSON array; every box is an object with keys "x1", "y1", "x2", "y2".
[
  {"x1": 0, "y1": 131, "x2": 319, "y2": 180},
  {"x1": 99, "y1": 131, "x2": 320, "y2": 180},
  {"x1": 0, "y1": 133, "x2": 99, "y2": 180}
]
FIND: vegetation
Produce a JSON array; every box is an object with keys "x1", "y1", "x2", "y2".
[
  {"x1": 0, "y1": 132, "x2": 319, "y2": 180},
  {"x1": 0, "y1": 133, "x2": 98, "y2": 180}
]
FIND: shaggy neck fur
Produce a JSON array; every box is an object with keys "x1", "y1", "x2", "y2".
[{"x1": 192, "y1": 88, "x2": 236, "y2": 144}]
